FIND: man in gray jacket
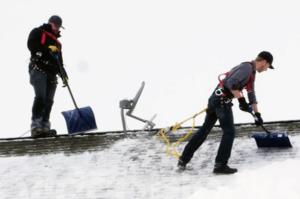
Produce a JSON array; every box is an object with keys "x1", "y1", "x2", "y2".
[{"x1": 177, "y1": 51, "x2": 274, "y2": 174}]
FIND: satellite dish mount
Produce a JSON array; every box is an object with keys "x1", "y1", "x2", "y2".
[{"x1": 119, "y1": 82, "x2": 156, "y2": 138}]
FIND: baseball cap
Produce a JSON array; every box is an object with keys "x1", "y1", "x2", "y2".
[
  {"x1": 49, "y1": 15, "x2": 64, "y2": 29},
  {"x1": 258, "y1": 51, "x2": 274, "y2": 69}
]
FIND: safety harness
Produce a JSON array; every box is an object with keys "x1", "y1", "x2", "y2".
[
  {"x1": 41, "y1": 29, "x2": 61, "y2": 52},
  {"x1": 31, "y1": 29, "x2": 61, "y2": 67},
  {"x1": 29, "y1": 29, "x2": 61, "y2": 84},
  {"x1": 218, "y1": 62, "x2": 255, "y2": 97}
]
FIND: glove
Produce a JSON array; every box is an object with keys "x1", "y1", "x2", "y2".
[
  {"x1": 254, "y1": 112, "x2": 263, "y2": 126},
  {"x1": 48, "y1": 45, "x2": 58, "y2": 53},
  {"x1": 238, "y1": 97, "x2": 249, "y2": 112}
]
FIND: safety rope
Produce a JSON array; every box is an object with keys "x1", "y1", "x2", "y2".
[{"x1": 158, "y1": 108, "x2": 207, "y2": 158}]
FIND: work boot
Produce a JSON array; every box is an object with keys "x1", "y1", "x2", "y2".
[
  {"x1": 43, "y1": 128, "x2": 57, "y2": 137},
  {"x1": 177, "y1": 159, "x2": 187, "y2": 170},
  {"x1": 213, "y1": 165, "x2": 238, "y2": 174},
  {"x1": 31, "y1": 127, "x2": 44, "y2": 137},
  {"x1": 41, "y1": 120, "x2": 56, "y2": 137},
  {"x1": 31, "y1": 118, "x2": 44, "y2": 137}
]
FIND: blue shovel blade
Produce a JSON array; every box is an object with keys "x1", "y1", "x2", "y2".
[
  {"x1": 252, "y1": 132, "x2": 292, "y2": 147},
  {"x1": 61, "y1": 106, "x2": 97, "y2": 135}
]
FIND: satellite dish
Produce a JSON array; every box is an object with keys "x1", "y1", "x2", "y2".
[
  {"x1": 119, "y1": 82, "x2": 156, "y2": 138},
  {"x1": 126, "y1": 82, "x2": 145, "y2": 115}
]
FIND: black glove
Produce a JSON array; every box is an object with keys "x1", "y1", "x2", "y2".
[
  {"x1": 254, "y1": 112, "x2": 263, "y2": 126},
  {"x1": 238, "y1": 97, "x2": 249, "y2": 112}
]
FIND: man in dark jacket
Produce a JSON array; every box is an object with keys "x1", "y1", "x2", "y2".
[
  {"x1": 28, "y1": 15, "x2": 68, "y2": 137},
  {"x1": 177, "y1": 51, "x2": 274, "y2": 174}
]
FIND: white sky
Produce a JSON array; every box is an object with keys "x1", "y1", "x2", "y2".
[{"x1": 1, "y1": 0, "x2": 300, "y2": 138}]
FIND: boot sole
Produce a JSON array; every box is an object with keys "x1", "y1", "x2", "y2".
[
  {"x1": 31, "y1": 129, "x2": 57, "y2": 138},
  {"x1": 213, "y1": 170, "x2": 238, "y2": 174}
]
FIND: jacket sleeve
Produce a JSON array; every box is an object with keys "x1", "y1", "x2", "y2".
[
  {"x1": 247, "y1": 74, "x2": 257, "y2": 104},
  {"x1": 27, "y1": 28, "x2": 49, "y2": 54},
  {"x1": 59, "y1": 46, "x2": 64, "y2": 65},
  {"x1": 55, "y1": 50, "x2": 68, "y2": 80}
]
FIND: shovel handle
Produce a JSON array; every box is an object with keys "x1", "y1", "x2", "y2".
[
  {"x1": 49, "y1": 51, "x2": 68, "y2": 80},
  {"x1": 49, "y1": 51, "x2": 59, "y2": 60},
  {"x1": 49, "y1": 51, "x2": 79, "y2": 110},
  {"x1": 248, "y1": 110, "x2": 271, "y2": 134}
]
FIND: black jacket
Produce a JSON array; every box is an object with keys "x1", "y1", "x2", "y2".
[{"x1": 27, "y1": 23, "x2": 65, "y2": 76}]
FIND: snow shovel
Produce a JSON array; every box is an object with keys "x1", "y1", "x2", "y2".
[
  {"x1": 50, "y1": 52, "x2": 97, "y2": 135},
  {"x1": 250, "y1": 112, "x2": 292, "y2": 147}
]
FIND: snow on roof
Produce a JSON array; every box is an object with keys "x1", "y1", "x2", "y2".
[{"x1": 0, "y1": 121, "x2": 299, "y2": 198}]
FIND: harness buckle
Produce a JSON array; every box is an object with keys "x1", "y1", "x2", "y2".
[
  {"x1": 223, "y1": 98, "x2": 231, "y2": 104},
  {"x1": 215, "y1": 88, "x2": 223, "y2": 96}
]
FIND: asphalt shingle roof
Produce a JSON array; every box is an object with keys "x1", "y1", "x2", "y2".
[{"x1": 0, "y1": 120, "x2": 299, "y2": 198}]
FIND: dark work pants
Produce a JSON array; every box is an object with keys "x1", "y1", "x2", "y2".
[
  {"x1": 30, "y1": 69, "x2": 57, "y2": 123},
  {"x1": 180, "y1": 93, "x2": 235, "y2": 167}
]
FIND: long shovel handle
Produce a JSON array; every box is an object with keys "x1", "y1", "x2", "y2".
[
  {"x1": 64, "y1": 81, "x2": 79, "y2": 110},
  {"x1": 50, "y1": 51, "x2": 79, "y2": 110}
]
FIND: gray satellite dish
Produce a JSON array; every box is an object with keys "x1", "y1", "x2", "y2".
[{"x1": 119, "y1": 82, "x2": 156, "y2": 138}]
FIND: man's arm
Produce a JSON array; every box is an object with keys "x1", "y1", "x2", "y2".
[
  {"x1": 231, "y1": 90, "x2": 243, "y2": 99},
  {"x1": 232, "y1": 89, "x2": 259, "y2": 112},
  {"x1": 251, "y1": 103, "x2": 258, "y2": 113}
]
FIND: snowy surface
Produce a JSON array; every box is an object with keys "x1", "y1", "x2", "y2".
[{"x1": 0, "y1": 130, "x2": 299, "y2": 199}]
